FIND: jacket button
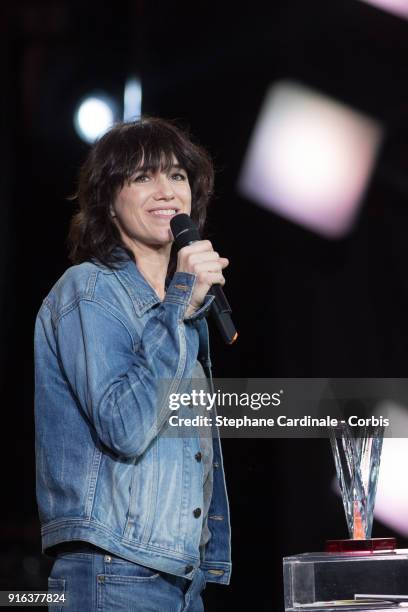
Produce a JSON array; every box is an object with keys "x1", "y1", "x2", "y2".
[
  {"x1": 185, "y1": 565, "x2": 194, "y2": 574},
  {"x1": 193, "y1": 507, "x2": 202, "y2": 518},
  {"x1": 195, "y1": 452, "x2": 202, "y2": 462}
]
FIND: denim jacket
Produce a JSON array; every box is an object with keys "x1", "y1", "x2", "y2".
[{"x1": 34, "y1": 256, "x2": 231, "y2": 585}]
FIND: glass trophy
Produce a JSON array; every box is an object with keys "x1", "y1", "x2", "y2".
[
  {"x1": 326, "y1": 421, "x2": 394, "y2": 553},
  {"x1": 283, "y1": 416, "x2": 408, "y2": 610}
]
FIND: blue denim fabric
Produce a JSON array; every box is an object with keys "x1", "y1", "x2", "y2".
[
  {"x1": 48, "y1": 550, "x2": 206, "y2": 611},
  {"x1": 34, "y1": 256, "x2": 231, "y2": 585}
]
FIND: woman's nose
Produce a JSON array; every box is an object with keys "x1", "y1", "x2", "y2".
[{"x1": 153, "y1": 175, "x2": 175, "y2": 200}]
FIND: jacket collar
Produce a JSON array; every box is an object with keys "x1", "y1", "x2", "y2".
[{"x1": 112, "y1": 255, "x2": 162, "y2": 317}]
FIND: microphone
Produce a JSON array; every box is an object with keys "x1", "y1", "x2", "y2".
[{"x1": 170, "y1": 214, "x2": 238, "y2": 345}]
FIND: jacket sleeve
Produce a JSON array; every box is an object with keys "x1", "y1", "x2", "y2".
[{"x1": 53, "y1": 272, "x2": 211, "y2": 458}]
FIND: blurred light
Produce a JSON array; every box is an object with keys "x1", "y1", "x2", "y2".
[
  {"x1": 238, "y1": 81, "x2": 383, "y2": 238},
  {"x1": 74, "y1": 94, "x2": 117, "y2": 144},
  {"x1": 124, "y1": 77, "x2": 142, "y2": 121},
  {"x1": 359, "y1": 0, "x2": 408, "y2": 20}
]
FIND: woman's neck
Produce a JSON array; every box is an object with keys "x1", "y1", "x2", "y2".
[{"x1": 126, "y1": 240, "x2": 171, "y2": 301}]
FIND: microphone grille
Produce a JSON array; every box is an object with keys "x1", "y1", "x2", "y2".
[{"x1": 170, "y1": 214, "x2": 201, "y2": 248}]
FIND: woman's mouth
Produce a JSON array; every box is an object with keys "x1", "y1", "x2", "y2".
[{"x1": 149, "y1": 209, "x2": 178, "y2": 218}]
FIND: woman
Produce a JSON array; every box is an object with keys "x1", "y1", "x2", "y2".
[{"x1": 34, "y1": 117, "x2": 232, "y2": 611}]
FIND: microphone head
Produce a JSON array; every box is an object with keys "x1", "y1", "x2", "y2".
[{"x1": 170, "y1": 213, "x2": 201, "y2": 249}]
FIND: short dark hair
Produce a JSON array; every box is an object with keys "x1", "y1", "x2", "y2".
[{"x1": 68, "y1": 117, "x2": 214, "y2": 268}]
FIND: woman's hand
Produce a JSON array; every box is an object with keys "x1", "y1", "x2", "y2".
[{"x1": 176, "y1": 240, "x2": 229, "y2": 318}]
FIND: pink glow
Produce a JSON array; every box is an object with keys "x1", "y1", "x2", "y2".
[
  {"x1": 238, "y1": 81, "x2": 383, "y2": 238},
  {"x1": 374, "y1": 402, "x2": 408, "y2": 537},
  {"x1": 359, "y1": 0, "x2": 408, "y2": 19}
]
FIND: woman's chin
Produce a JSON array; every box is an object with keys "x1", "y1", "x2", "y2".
[
  {"x1": 147, "y1": 231, "x2": 173, "y2": 249},
  {"x1": 157, "y1": 227, "x2": 174, "y2": 245}
]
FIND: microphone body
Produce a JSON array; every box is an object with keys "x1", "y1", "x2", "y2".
[{"x1": 170, "y1": 214, "x2": 238, "y2": 345}]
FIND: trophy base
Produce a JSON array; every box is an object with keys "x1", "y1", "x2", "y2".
[
  {"x1": 325, "y1": 538, "x2": 397, "y2": 554},
  {"x1": 283, "y1": 548, "x2": 408, "y2": 611}
]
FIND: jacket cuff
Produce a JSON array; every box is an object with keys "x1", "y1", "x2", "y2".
[
  {"x1": 184, "y1": 293, "x2": 214, "y2": 322},
  {"x1": 164, "y1": 272, "x2": 196, "y2": 309}
]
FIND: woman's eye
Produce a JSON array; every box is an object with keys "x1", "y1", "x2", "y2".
[
  {"x1": 171, "y1": 172, "x2": 187, "y2": 181},
  {"x1": 133, "y1": 174, "x2": 150, "y2": 183}
]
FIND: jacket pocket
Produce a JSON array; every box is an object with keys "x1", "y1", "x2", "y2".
[
  {"x1": 97, "y1": 561, "x2": 162, "y2": 612},
  {"x1": 124, "y1": 444, "x2": 158, "y2": 543}
]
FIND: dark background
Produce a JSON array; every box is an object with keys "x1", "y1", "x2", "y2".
[{"x1": 2, "y1": 1, "x2": 408, "y2": 609}]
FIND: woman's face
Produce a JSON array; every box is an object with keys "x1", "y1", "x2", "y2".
[{"x1": 112, "y1": 156, "x2": 192, "y2": 249}]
